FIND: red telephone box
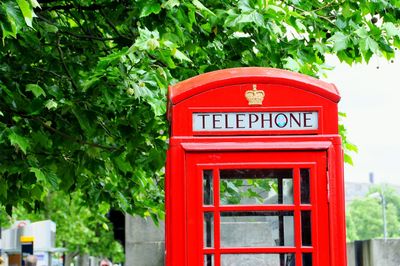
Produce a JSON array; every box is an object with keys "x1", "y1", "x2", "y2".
[{"x1": 166, "y1": 68, "x2": 346, "y2": 266}]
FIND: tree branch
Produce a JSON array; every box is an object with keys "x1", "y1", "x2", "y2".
[
  {"x1": 38, "y1": 0, "x2": 133, "y2": 12},
  {"x1": 36, "y1": 117, "x2": 118, "y2": 151},
  {"x1": 56, "y1": 35, "x2": 79, "y2": 91},
  {"x1": 3, "y1": 107, "x2": 119, "y2": 151},
  {"x1": 38, "y1": 3, "x2": 108, "y2": 12},
  {"x1": 288, "y1": 4, "x2": 336, "y2": 26},
  {"x1": 99, "y1": 9, "x2": 132, "y2": 41},
  {"x1": 59, "y1": 30, "x2": 118, "y2": 41},
  {"x1": 37, "y1": 67, "x2": 63, "y2": 78}
]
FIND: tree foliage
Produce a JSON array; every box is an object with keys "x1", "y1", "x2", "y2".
[
  {"x1": 346, "y1": 185, "x2": 400, "y2": 241},
  {"x1": 0, "y1": 0, "x2": 399, "y2": 220},
  {"x1": 7, "y1": 191, "x2": 125, "y2": 263}
]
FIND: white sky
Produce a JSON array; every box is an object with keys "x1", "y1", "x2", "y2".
[{"x1": 323, "y1": 53, "x2": 400, "y2": 185}]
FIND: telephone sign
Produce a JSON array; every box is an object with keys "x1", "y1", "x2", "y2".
[
  {"x1": 166, "y1": 68, "x2": 347, "y2": 266},
  {"x1": 193, "y1": 111, "x2": 319, "y2": 132}
]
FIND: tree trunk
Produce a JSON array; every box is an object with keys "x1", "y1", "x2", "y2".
[
  {"x1": 64, "y1": 251, "x2": 79, "y2": 266},
  {"x1": 77, "y1": 254, "x2": 89, "y2": 266}
]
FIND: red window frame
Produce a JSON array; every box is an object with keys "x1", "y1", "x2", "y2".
[{"x1": 186, "y1": 151, "x2": 329, "y2": 266}]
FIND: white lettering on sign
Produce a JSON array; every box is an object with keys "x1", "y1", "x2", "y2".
[{"x1": 193, "y1": 112, "x2": 318, "y2": 132}]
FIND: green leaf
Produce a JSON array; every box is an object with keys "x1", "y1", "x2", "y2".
[
  {"x1": 147, "y1": 97, "x2": 166, "y2": 116},
  {"x1": 295, "y1": 19, "x2": 307, "y2": 32},
  {"x1": 159, "y1": 50, "x2": 176, "y2": 68},
  {"x1": 140, "y1": 1, "x2": 161, "y2": 18},
  {"x1": 342, "y1": 3, "x2": 352, "y2": 18},
  {"x1": 45, "y1": 99, "x2": 58, "y2": 110},
  {"x1": 383, "y1": 22, "x2": 400, "y2": 37},
  {"x1": 30, "y1": 167, "x2": 46, "y2": 182},
  {"x1": 31, "y1": 131, "x2": 52, "y2": 149},
  {"x1": 102, "y1": 223, "x2": 109, "y2": 231},
  {"x1": 8, "y1": 130, "x2": 30, "y2": 154},
  {"x1": 395, "y1": 37, "x2": 400, "y2": 49},
  {"x1": 227, "y1": 181, "x2": 239, "y2": 193},
  {"x1": 130, "y1": 83, "x2": 154, "y2": 99},
  {"x1": 335, "y1": 17, "x2": 347, "y2": 29},
  {"x1": 16, "y1": 0, "x2": 36, "y2": 27},
  {"x1": 71, "y1": 108, "x2": 94, "y2": 135},
  {"x1": 30, "y1": 185, "x2": 43, "y2": 200},
  {"x1": 162, "y1": 0, "x2": 180, "y2": 9},
  {"x1": 41, "y1": 22, "x2": 58, "y2": 33},
  {"x1": 0, "y1": 2, "x2": 18, "y2": 41},
  {"x1": 238, "y1": 0, "x2": 253, "y2": 12},
  {"x1": 345, "y1": 142, "x2": 358, "y2": 153},
  {"x1": 266, "y1": 5, "x2": 286, "y2": 14},
  {"x1": 313, "y1": 43, "x2": 327, "y2": 54},
  {"x1": 360, "y1": 37, "x2": 379, "y2": 53},
  {"x1": 344, "y1": 153, "x2": 354, "y2": 166},
  {"x1": 355, "y1": 27, "x2": 368, "y2": 38},
  {"x1": 192, "y1": 0, "x2": 215, "y2": 16},
  {"x1": 172, "y1": 48, "x2": 192, "y2": 62},
  {"x1": 26, "y1": 84, "x2": 46, "y2": 98},
  {"x1": 117, "y1": 191, "x2": 129, "y2": 212},
  {"x1": 231, "y1": 11, "x2": 265, "y2": 28},
  {"x1": 0, "y1": 180, "x2": 8, "y2": 199},
  {"x1": 44, "y1": 168, "x2": 59, "y2": 188},
  {"x1": 114, "y1": 154, "x2": 133, "y2": 174},
  {"x1": 29, "y1": 0, "x2": 40, "y2": 9},
  {"x1": 29, "y1": 167, "x2": 58, "y2": 188},
  {"x1": 329, "y1": 32, "x2": 349, "y2": 52},
  {"x1": 283, "y1": 57, "x2": 301, "y2": 72},
  {"x1": 134, "y1": 28, "x2": 160, "y2": 51}
]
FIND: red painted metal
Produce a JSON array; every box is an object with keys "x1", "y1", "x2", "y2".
[
  {"x1": 169, "y1": 67, "x2": 340, "y2": 105},
  {"x1": 166, "y1": 67, "x2": 346, "y2": 266}
]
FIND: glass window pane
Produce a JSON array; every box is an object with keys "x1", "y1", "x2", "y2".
[
  {"x1": 301, "y1": 211, "x2": 312, "y2": 246},
  {"x1": 300, "y1": 169, "x2": 310, "y2": 204},
  {"x1": 302, "y1": 253, "x2": 312, "y2": 266},
  {"x1": 220, "y1": 211, "x2": 294, "y2": 247},
  {"x1": 221, "y1": 253, "x2": 295, "y2": 266},
  {"x1": 204, "y1": 254, "x2": 214, "y2": 266},
  {"x1": 219, "y1": 169, "x2": 293, "y2": 205},
  {"x1": 204, "y1": 212, "x2": 214, "y2": 248},
  {"x1": 203, "y1": 170, "x2": 213, "y2": 205}
]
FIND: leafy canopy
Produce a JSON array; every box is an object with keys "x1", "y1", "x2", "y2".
[
  {"x1": 9, "y1": 191, "x2": 125, "y2": 262},
  {"x1": 0, "y1": 0, "x2": 399, "y2": 219},
  {"x1": 346, "y1": 185, "x2": 400, "y2": 241}
]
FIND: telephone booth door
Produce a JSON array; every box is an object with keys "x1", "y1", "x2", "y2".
[{"x1": 186, "y1": 149, "x2": 330, "y2": 266}]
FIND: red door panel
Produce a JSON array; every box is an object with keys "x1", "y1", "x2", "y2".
[{"x1": 186, "y1": 151, "x2": 329, "y2": 266}]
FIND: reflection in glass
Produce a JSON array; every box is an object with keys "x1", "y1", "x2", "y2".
[
  {"x1": 302, "y1": 211, "x2": 312, "y2": 246},
  {"x1": 203, "y1": 170, "x2": 213, "y2": 205},
  {"x1": 220, "y1": 211, "x2": 294, "y2": 247},
  {"x1": 204, "y1": 254, "x2": 214, "y2": 266},
  {"x1": 219, "y1": 169, "x2": 293, "y2": 205},
  {"x1": 221, "y1": 253, "x2": 295, "y2": 266},
  {"x1": 204, "y1": 212, "x2": 214, "y2": 248},
  {"x1": 300, "y1": 169, "x2": 310, "y2": 204},
  {"x1": 303, "y1": 253, "x2": 312, "y2": 266}
]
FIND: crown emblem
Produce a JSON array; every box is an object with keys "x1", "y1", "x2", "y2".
[{"x1": 245, "y1": 85, "x2": 265, "y2": 106}]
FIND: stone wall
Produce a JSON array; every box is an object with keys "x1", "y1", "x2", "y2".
[
  {"x1": 346, "y1": 239, "x2": 400, "y2": 266},
  {"x1": 125, "y1": 215, "x2": 164, "y2": 266},
  {"x1": 125, "y1": 215, "x2": 293, "y2": 266},
  {"x1": 125, "y1": 215, "x2": 400, "y2": 266}
]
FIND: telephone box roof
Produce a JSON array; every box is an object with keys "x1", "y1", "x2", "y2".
[{"x1": 168, "y1": 67, "x2": 340, "y2": 104}]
